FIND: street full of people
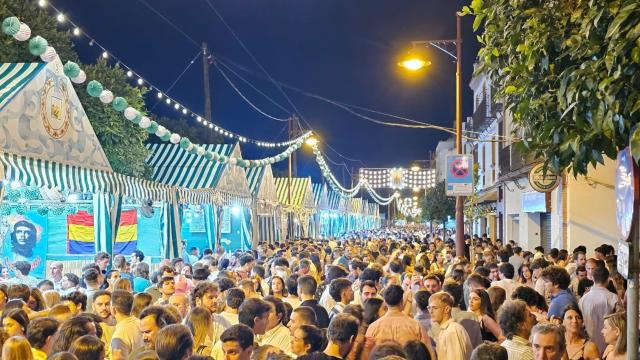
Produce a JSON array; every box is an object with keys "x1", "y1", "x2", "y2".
[{"x1": 0, "y1": 228, "x2": 630, "y2": 360}]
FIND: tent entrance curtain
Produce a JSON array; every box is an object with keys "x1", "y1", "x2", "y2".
[
  {"x1": 161, "y1": 197, "x2": 182, "y2": 260},
  {"x1": 255, "y1": 214, "x2": 277, "y2": 245}
]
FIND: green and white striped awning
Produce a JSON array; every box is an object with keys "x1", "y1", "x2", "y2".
[
  {"x1": 246, "y1": 166, "x2": 265, "y2": 197},
  {"x1": 145, "y1": 143, "x2": 251, "y2": 207},
  {"x1": 0, "y1": 152, "x2": 174, "y2": 202},
  {"x1": 145, "y1": 143, "x2": 233, "y2": 188},
  {"x1": 0, "y1": 63, "x2": 46, "y2": 111}
]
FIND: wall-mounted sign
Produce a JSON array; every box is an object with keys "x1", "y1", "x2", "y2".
[{"x1": 528, "y1": 163, "x2": 560, "y2": 193}]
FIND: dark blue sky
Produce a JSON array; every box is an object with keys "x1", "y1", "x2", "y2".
[{"x1": 55, "y1": 0, "x2": 479, "y2": 183}]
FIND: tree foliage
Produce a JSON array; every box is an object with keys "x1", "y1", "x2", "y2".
[
  {"x1": 0, "y1": 0, "x2": 152, "y2": 177},
  {"x1": 0, "y1": 0, "x2": 77, "y2": 64},
  {"x1": 464, "y1": 0, "x2": 640, "y2": 175},
  {"x1": 76, "y1": 59, "x2": 151, "y2": 177},
  {"x1": 420, "y1": 181, "x2": 455, "y2": 223}
]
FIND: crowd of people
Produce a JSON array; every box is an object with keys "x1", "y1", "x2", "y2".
[{"x1": 0, "y1": 229, "x2": 630, "y2": 360}]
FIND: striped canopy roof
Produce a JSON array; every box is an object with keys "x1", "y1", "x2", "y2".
[
  {"x1": 275, "y1": 177, "x2": 315, "y2": 209},
  {"x1": 327, "y1": 189, "x2": 347, "y2": 212},
  {"x1": 145, "y1": 143, "x2": 233, "y2": 188},
  {"x1": 0, "y1": 63, "x2": 46, "y2": 111},
  {"x1": 0, "y1": 152, "x2": 173, "y2": 202},
  {"x1": 245, "y1": 165, "x2": 278, "y2": 203},
  {"x1": 312, "y1": 183, "x2": 329, "y2": 209},
  {"x1": 145, "y1": 143, "x2": 252, "y2": 206}
]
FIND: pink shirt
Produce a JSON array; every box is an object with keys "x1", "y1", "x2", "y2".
[{"x1": 365, "y1": 310, "x2": 431, "y2": 346}]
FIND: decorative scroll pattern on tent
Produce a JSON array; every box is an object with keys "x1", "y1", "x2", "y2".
[
  {"x1": 0, "y1": 152, "x2": 173, "y2": 202},
  {"x1": 275, "y1": 177, "x2": 315, "y2": 210},
  {"x1": 0, "y1": 59, "x2": 112, "y2": 171},
  {"x1": 0, "y1": 62, "x2": 46, "y2": 111}
]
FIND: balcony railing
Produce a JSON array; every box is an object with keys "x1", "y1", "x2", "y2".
[
  {"x1": 499, "y1": 145, "x2": 537, "y2": 176},
  {"x1": 471, "y1": 99, "x2": 502, "y2": 133}
]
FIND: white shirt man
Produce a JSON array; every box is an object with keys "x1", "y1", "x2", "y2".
[{"x1": 428, "y1": 292, "x2": 472, "y2": 360}]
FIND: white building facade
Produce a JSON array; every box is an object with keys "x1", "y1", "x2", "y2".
[{"x1": 467, "y1": 72, "x2": 618, "y2": 254}]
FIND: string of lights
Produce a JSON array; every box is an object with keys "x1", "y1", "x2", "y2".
[
  {"x1": 36, "y1": 0, "x2": 309, "y2": 148},
  {"x1": 1, "y1": 15, "x2": 313, "y2": 169}
]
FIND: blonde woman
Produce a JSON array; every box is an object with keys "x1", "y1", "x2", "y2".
[
  {"x1": 602, "y1": 312, "x2": 626, "y2": 360},
  {"x1": 43, "y1": 290, "x2": 61, "y2": 308},
  {"x1": 112, "y1": 278, "x2": 132, "y2": 292},
  {"x1": 2, "y1": 336, "x2": 33, "y2": 360},
  {"x1": 185, "y1": 306, "x2": 213, "y2": 356}
]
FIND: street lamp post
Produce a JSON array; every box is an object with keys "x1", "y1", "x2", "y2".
[{"x1": 401, "y1": 13, "x2": 465, "y2": 258}]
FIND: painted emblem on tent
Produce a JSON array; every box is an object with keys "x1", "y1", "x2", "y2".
[{"x1": 41, "y1": 78, "x2": 70, "y2": 139}]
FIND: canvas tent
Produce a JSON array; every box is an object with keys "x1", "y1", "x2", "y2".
[
  {"x1": 0, "y1": 59, "x2": 179, "y2": 278},
  {"x1": 145, "y1": 143, "x2": 253, "y2": 252},
  {"x1": 311, "y1": 183, "x2": 329, "y2": 238},
  {"x1": 275, "y1": 177, "x2": 315, "y2": 239},
  {"x1": 246, "y1": 164, "x2": 280, "y2": 246}
]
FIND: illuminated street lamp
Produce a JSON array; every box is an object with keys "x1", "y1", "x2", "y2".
[
  {"x1": 305, "y1": 136, "x2": 319, "y2": 147},
  {"x1": 403, "y1": 13, "x2": 465, "y2": 258}
]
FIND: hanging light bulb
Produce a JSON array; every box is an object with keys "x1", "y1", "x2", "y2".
[
  {"x1": 196, "y1": 116, "x2": 202, "y2": 122},
  {"x1": 38, "y1": 0, "x2": 47, "y2": 7},
  {"x1": 137, "y1": 78, "x2": 144, "y2": 85},
  {"x1": 174, "y1": 103, "x2": 180, "y2": 110},
  {"x1": 56, "y1": 13, "x2": 65, "y2": 23},
  {"x1": 165, "y1": 98, "x2": 171, "y2": 105},
  {"x1": 126, "y1": 70, "x2": 133, "y2": 77},
  {"x1": 182, "y1": 108, "x2": 187, "y2": 115},
  {"x1": 72, "y1": 27, "x2": 81, "y2": 36},
  {"x1": 157, "y1": 92, "x2": 163, "y2": 98},
  {"x1": 202, "y1": 120, "x2": 208, "y2": 126},
  {"x1": 102, "y1": 51, "x2": 109, "y2": 59}
]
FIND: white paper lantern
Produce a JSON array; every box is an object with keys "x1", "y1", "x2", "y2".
[
  {"x1": 99, "y1": 90, "x2": 114, "y2": 104},
  {"x1": 124, "y1": 107, "x2": 138, "y2": 121},
  {"x1": 13, "y1": 23, "x2": 31, "y2": 41},
  {"x1": 40, "y1": 46, "x2": 57, "y2": 62},
  {"x1": 71, "y1": 70, "x2": 86, "y2": 84},
  {"x1": 169, "y1": 133, "x2": 181, "y2": 144},
  {"x1": 139, "y1": 116, "x2": 151, "y2": 129},
  {"x1": 229, "y1": 157, "x2": 238, "y2": 165},
  {"x1": 186, "y1": 143, "x2": 194, "y2": 152},
  {"x1": 196, "y1": 146, "x2": 206, "y2": 156},
  {"x1": 155, "y1": 126, "x2": 167, "y2": 137}
]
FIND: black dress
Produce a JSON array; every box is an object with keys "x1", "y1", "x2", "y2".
[{"x1": 479, "y1": 317, "x2": 498, "y2": 342}]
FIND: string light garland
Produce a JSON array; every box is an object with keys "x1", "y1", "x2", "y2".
[
  {"x1": 33, "y1": 1, "x2": 308, "y2": 148},
  {"x1": 310, "y1": 142, "x2": 398, "y2": 205},
  {"x1": 1, "y1": 16, "x2": 312, "y2": 168}
]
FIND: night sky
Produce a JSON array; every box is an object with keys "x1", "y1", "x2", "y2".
[{"x1": 54, "y1": 0, "x2": 479, "y2": 184}]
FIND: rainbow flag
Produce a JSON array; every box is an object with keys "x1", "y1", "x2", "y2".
[
  {"x1": 114, "y1": 209, "x2": 138, "y2": 255},
  {"x1": 67, "y1": 211, "x2": 95, "y2": 254}
]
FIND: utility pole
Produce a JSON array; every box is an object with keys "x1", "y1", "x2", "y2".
[
  {"x1": 287, "y1": 115, "x2": 299, "y2": 240},
  {"x1": 202, "y1": 42, "x2": 213, "y2": 141},
  {"x1": 454, "y1": 13, "x2": 465, "y2": 258},
  {"x1": 288, "y1": 116, "x2": 300, "y2": 177}
]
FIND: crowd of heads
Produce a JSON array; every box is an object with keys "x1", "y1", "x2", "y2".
[{"x1": 0, "y1": 229, "x2": 630, "y2": 360}]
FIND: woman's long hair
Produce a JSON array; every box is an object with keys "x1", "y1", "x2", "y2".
[
  {"x1": 471, "y1": 289, "x2": 496, "y2": 320},
  {"x1": 362, "y1": 298, "x2": 385, "y2": 327},
  {"x1": 185, "y1": 306, "x2": 213, "y2": 350},
  {"x1": 604, "y1": 312, "x2": 627, "y2": 355}
]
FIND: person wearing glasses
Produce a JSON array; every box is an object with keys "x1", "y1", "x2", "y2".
[{"x1": 428, "y1": 291, "x2": 473, "y2": 360}]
